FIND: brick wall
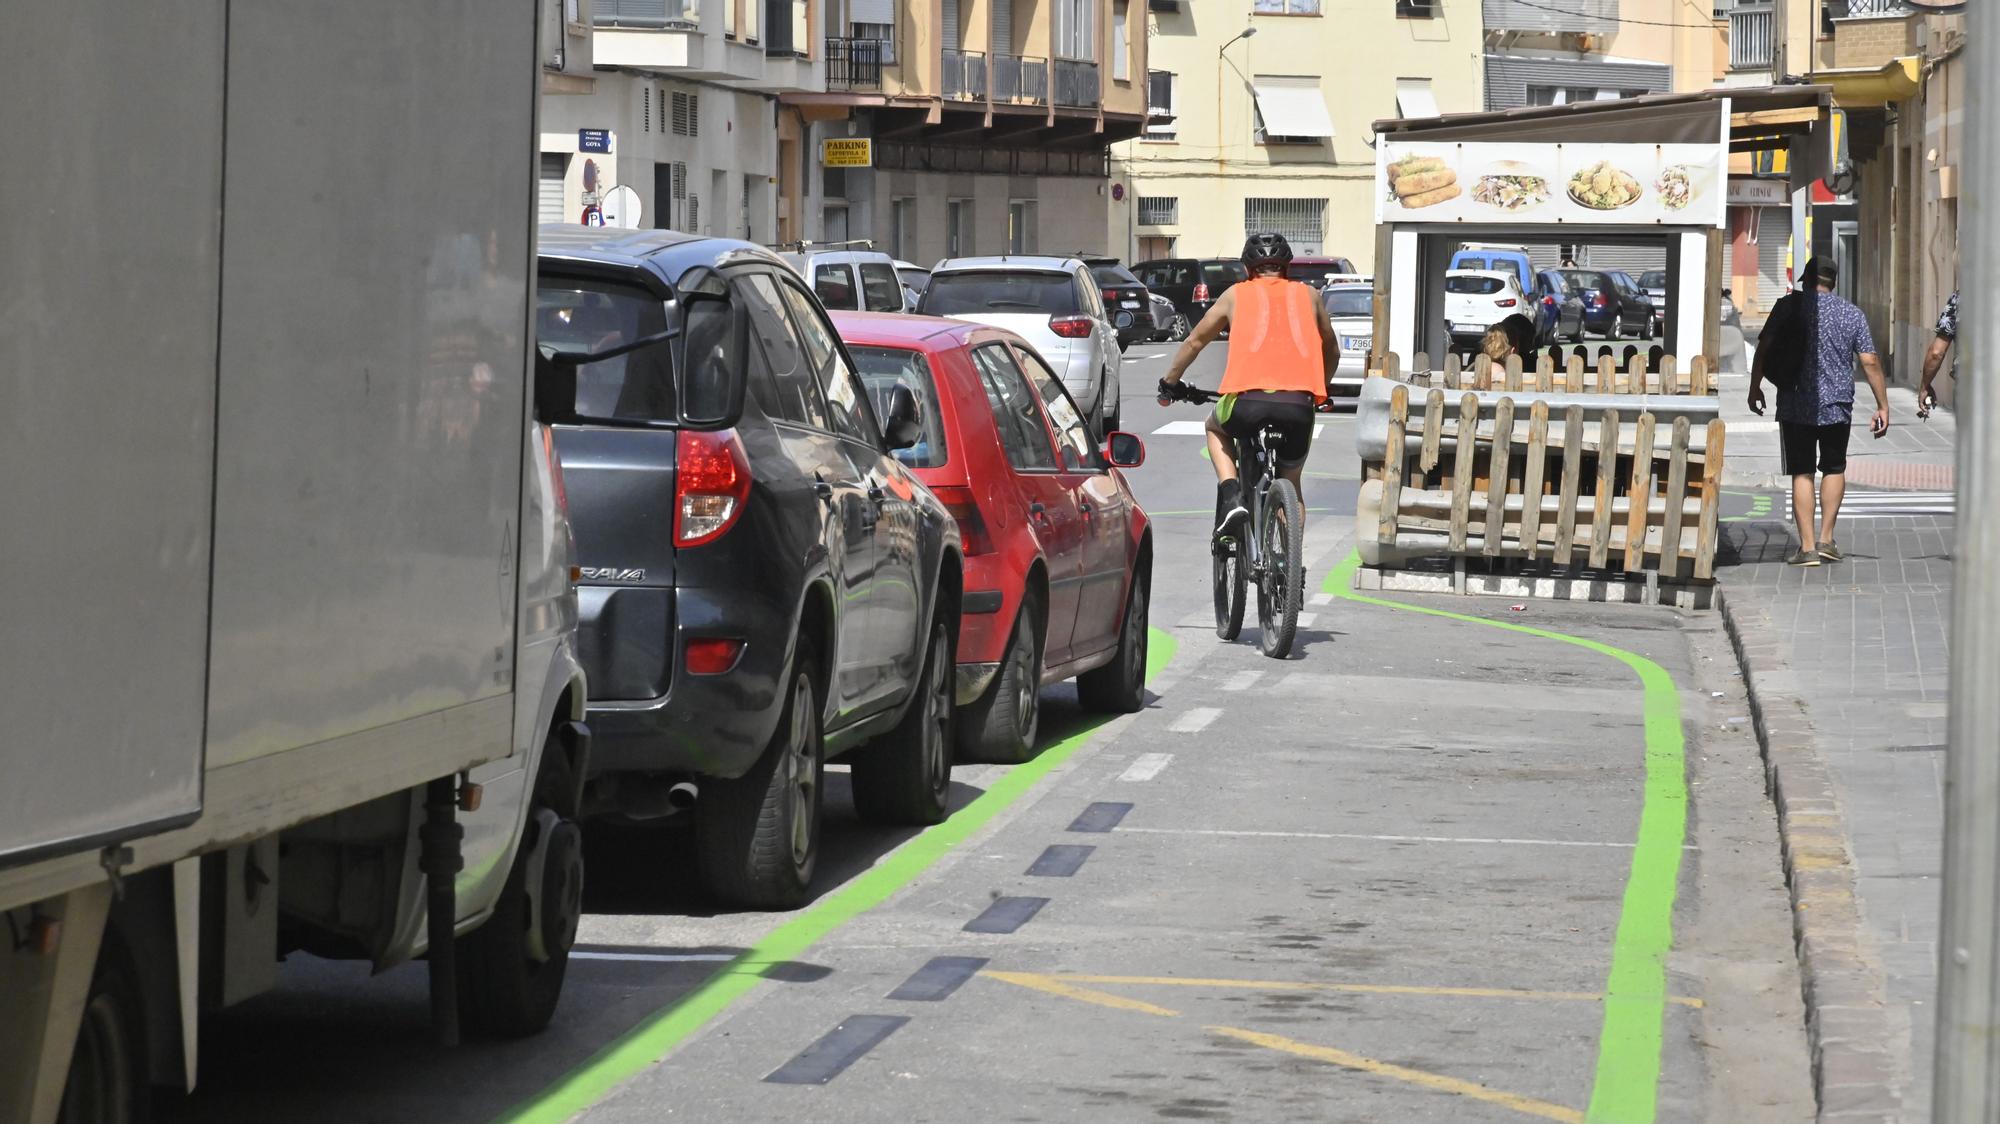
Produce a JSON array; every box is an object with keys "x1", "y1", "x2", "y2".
[{"x1": 1831, "y1": 15, "x2": 1915, "y2": 69}]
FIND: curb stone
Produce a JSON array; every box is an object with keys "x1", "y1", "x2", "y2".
[{"x1": 1716, "y1": 587, "x2": 1907, "y2": 1121}]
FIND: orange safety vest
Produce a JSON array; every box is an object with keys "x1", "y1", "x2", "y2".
[{"x1": 1219, "y1": 276, "x2": 1327, "y2": 402}]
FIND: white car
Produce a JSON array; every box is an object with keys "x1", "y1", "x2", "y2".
[
  {"x1": 1321, "y1": 281, "x2": 1374, "y2": 398},
  {"x1": 778, "y1": 247, "x2": 911, "y2": 313},
  {"x1": 918, "y1": 255, "x2": 1126, "y2": 433},
  {"x1": 1445, "y1": 269, "x2": 1530, "y2": 353}
]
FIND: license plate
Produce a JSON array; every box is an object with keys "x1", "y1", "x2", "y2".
[
  {"x1": 1451, "y1": 322, "x2": 1480, "y2": 334},
  {"x1": 1345, "y1": 336, "x2": 1371, "y2": 351},
  {"x1": 1121, "y1": 300, "x2": 1142, "y2": 309}
]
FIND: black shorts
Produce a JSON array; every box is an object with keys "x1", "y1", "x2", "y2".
[
  {"x1": 1781, "y1": 421, "x2": 1851, "y2": 476},
  {"x1": 1213, "y1": 390, "x2": 1316, "y2": 469}
]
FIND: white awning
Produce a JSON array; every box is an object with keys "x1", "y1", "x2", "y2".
[
  {"x1": 1252, "y1": 78, "x2": 1335, "y2": 139},
  {"x1": 1394, "y1": 78, "x2": 1439, "y2": 119}
]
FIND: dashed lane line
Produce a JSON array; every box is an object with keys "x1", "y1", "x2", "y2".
[
  {"x1": 1221, "y1": 671, "x2": 1262, "y2": 692},
  {"x1": 1118, "y1": 752, "x2": 1174, "y2": 782},
  {"x1": 1167, "y1": 707, "x2": 1222, "y2": 733}
]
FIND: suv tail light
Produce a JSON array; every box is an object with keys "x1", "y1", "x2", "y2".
[
  {"x1": 675, "y1": 429, "x2": 751, "y2": 547},
  {"x1": 930, "y1": 484, "x2": 994, "y2": 556},
  {"x1": 1193, "y1": 281, "x2": 1210, "y2": 302},
  {"x1": 1048, "y1": 314, "x2": 1095, "y2": 339},
  {"x1": 1102, "y1": 288, "x2": 1120, "y2": 302}
]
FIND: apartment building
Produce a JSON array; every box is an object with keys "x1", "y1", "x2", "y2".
[
  {"x1": 1108, "y1": 0, "x2": 1483, "y2": 269},
  {"x1": 782, "y1": 0, "x2": 1150, "y2": 266},
  {"x1": 535, "y1": 0, "x2": 827, "y2": 244}
]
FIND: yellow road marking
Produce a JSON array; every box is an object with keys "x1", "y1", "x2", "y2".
[
  {"x1": 1001, "y1": 972, "x2": 1703, "y2": 1009},
  {"x1": 1209, "y1": 1026, "x2": 1585, "y2": 1123},
  {"x1": 981, "y1": 971, "x2": 1180, "y2": 1017}
]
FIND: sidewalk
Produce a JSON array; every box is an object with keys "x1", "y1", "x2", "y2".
[{"x1": 1713, "y1": 376, "x2": 1957, "y2": 1120}]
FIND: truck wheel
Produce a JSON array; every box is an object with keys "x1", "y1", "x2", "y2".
[
  {"x1": 60, "y1": 931, "x2": 150, "y2": 1124},
  {"x1": 457, "y1": 738, "x2": 582, "y2": 1038},
  {"x1": 697, "y1": 646, "x2": 822, "y2": 909},
  {"x1": 1077, "y1": 568, "x2": 1148, "y2": 714},
  {"x1": 955, "y1": 600, "x2": 1042, "y2": 765},
  {"x1": 852, "y1": 618, "x2": 953, "y2": 826}
]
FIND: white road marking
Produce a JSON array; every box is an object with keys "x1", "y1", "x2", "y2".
[
  {"x1": 1119, "y1": 752, "x2": 1175, "y2": 782},
  {"x1": 1117, "y1": 827, "x2": 1698, "y2": 850},
  {"x1": 571, "y1": 951, "x2": 739, "y2": 963},
  {"x1": 1222, "y1": 671, "x2": 1263, "y2": 692},
  {"x1": 1294, "y1": 612, "x2": 1317, "y2": 628},
  {"x1": 1151, "y1": 420, "x2": 1209, "y2": 436},
  {"x1": 1168, "y1": 707, "x2": 1223, "y2": 733},
  {"x1": 1310, "y1": 593, "x2": 1333, "y2": 606},
  {"x1": 1784, "y1": 491, "x2": 1955, "y2": 519}
]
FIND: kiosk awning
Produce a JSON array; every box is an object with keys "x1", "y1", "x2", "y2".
[{"x1": 1253, "y1": 79, "x2": 1335, "y2": 138}]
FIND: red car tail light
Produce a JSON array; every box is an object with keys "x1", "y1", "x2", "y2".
[
  {"x1": 675, "y1": 428, "x2": 752, "y2": 547},
  {"x1": 1048, "y1": 314, "x2": 1095, "y2": 339},
  {"x1": 1192, "y1": 281, "x2": 1210, "y2": 302},
  {"x1": 685, "y1": 637, "x2": 746, "y2": 675},
  {"x1": 930, "y1": 484, "x2": 994, "y2": 556}
]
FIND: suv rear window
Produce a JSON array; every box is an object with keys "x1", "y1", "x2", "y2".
[
  {"x1": 1138, "y1": 262, "x2": 1195, "y2": 288},
  {"x1": 1090, "y1": 264, "x2": 1143, "y2": 288},
  {"x1": 536, "y1": 278, "x2": 674, "y2": 422},
  {"x1": 921, "y1": 271, "x2": 1077, "y2": 316},
  {"x1": 1639, "y1": 271, "x2": 1667, "y2": 290},
  {"x1": 850, "y1": 346, "x2": 949, "y2": 468},
  {"x1": 1446, "y1": 275, "x2": 1505, "y2": 295}
]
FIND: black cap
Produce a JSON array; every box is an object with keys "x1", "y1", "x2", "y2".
[{"x1": 1804, "y1": 257, "x2": 1836, "y2": 286}]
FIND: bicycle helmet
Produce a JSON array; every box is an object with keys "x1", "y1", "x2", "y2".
[{"x1": 1241, "y1": 232, "x2": 1294, "y2": 275}]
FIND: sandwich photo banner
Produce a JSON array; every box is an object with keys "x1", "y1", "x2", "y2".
[{"x1": 1374, "y1": 141, "x2": 1727, "y2": 228}]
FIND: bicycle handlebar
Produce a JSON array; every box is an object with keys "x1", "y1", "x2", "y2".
[{"x1": 1157, "y1": 382, "x2": 1220, "y2": 407}]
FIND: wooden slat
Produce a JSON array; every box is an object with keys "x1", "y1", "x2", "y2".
[
  {"x1": 1413, "y1": 352, "x2": 1430, "y2": 386},
  {"x1": 1444, "y1": 351, "x2": 1462, "y2": 389},
  {"x1": 1694, "y1": 419, "x2": 1726, "y2": 579},
  {"x1": 1690, "y1": 354, "x2": 1711, "y2": 397},
  {"x1": 1447, "y1": 392, "x2": 1479, "y2": 554},
  {"x1": 1626, "y1": 353, "x2": 1647, "y2": 395},
  {"x1": 1659, "y1": 353, "x2": 1679, "y2": 395},
  {"x1": 1623, "y1": 412, "x2": 1657, "y2": 572},
  {"x1": 1504, "y1": 355, "x2": 1523, "y2": 392},
  {"x1": 1588, "y1": 408, "x2": 1621, "y2": 569},
  {"x1": 1660, "y1": 415, "x2": 1692, "y2": 577},
  {"x1": 1535, "y1": 353, "x2": 1555, "y2": 393},
  {"x1": 1383, "y1": 351, "x2": 1402, "y2": 383},
  {"x1": 1420, "y1": 388, "x2": 1445, "y2": 473},
  {"x1": 1472, "y1": 354, "x2": 1492, "y2": 391},
  {"x1": 1483, "y1": 397, "x2": 1515, "y2": 556},
  {"x1": 1381, "y1": 384, "x2": 1408, "y2": 544},
  {"x1": 1596, "y1": 354, "x2": 1616, "y2": 394},
  {"x1": 1553, "y1": 404, "x2": 1585, "y2": 557},
  {"x1": 1565, "y1": 353, "x2": 1584, "y2": 394},
  {"x1": 1520, "y1": 401, "x2": 1549, "y2": 560}
]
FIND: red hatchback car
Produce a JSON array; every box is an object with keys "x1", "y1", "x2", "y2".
[{"x1": 830, "y1": 311, "x2": 1153, "y2": 762}]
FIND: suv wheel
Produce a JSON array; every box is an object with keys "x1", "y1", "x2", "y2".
[
  {"x1": 852, "y1": 617, "x2": 953, "y2": 825},
  {"x1": 696, "y1": 644, "x2": 822, "y2": 909}
]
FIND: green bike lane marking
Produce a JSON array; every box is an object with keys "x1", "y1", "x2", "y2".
[
  {"x1": 1720, "y1": 489, "x2": 1774, "y2": 523},
  {"x1": 1324, "y1": 552, "x2": 1686, "y2": 1124},
  {"x1": 496, "y1": 627, "x2": 1181, "y2": 1123}
]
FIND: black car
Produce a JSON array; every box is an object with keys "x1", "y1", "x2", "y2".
[
  {"x1": 1531, "y1": 269, "x2": 1587, "y2": 344},
  {"x1": 1086, "y1": 261, "x2": 1155, "y2": 349},
  {"x1": 536, "y1": 227, "x2": 963, "y2": 909},
  {"x1": 1556, "y1": 268, "x2": 1652, "y2": 340},
  {"x1": 1132, "y1": 257, "x2": 1249, "y2": 327}
]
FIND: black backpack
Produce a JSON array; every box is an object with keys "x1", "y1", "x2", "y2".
[{"x1": 1759, "y1": 287, "x2": 1817, "y2": 392}]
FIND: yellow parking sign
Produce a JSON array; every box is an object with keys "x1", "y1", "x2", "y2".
[{"x1": 821, "y1": 138, "x2": 873, "y2": 168}]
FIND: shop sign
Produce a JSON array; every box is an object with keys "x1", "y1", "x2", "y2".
[
  {"x1": 1727, "y1": 177, "x2": 1789, "y2": 206},
  {"x1": 821, "y1": 139, "x2": 874, "y2": 168},
  {"x1": 1375, "y1": 141, "x2": 1727, "y2": 227}
]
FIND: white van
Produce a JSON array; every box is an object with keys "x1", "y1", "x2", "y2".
[{"x1": 778, "y1": 247, "x2": 912, "y2": 313}]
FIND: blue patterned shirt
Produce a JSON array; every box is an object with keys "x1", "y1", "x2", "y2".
[{"x1": 1778, "y1": 291, "x2": 1876, "y2": 426}]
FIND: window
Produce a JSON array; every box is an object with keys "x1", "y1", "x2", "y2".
[
  {"x1": 1007, "y1": 201, "x2": 1037, "y2": 254},
  {"x1": 859, "y1": 262, "x2": 904, "y2": 312},
  {"x1": 1052, "y1": 0, "x2": 1095, "y2": 59},
  {"x1": 739, "y1": 273, "x2": 827, "y2": 428},
  {"x1": 743, "y1": 0, "x2": 759, "y2": 41},
  {"x1": 813, "y1": 263, "x2": 859, "y2": 310},
  {"x1": 1254, "y1": 0, "x2": 1321, "y2": 12},
  {"x1": 1395, "y1": 0, "x2": 1438, "y2": 16},
  {"x1": 921, "y1": 271, "x2": 1077, "y2": 317},
  {"x1": 1243, "y1": 198, "x2": 1326, "y2": 255},
  {"x1": 852, "y1": 22, "x2": 896, "y2": 63},
  {"x1": 1251, "y1": 77, "x2": 1335, "y2": 145},
  {"x1": 1015, "y1": 347, "x2": 1103, "y2": 471},
  {"x1": 535, "y1": 278, "x2": 675, "y2": 422},
  {"x1": 1323, "y1": 288, "x2": 1372, "y2": 317},
  {"x1": 851, "y1": 347, "x2": 949, "y2": 468},
  {"x1": 1112, "y1": 1, "x2": 1130, "y2": 80},
  {"x1": 971, "y1": 345, "x2": 1060, "y2": 470},
  {"x1": 671, "y1": 91, "x2": 700, "y2": 136},
  {"x1": 947, "y1": 199, "x2": 971, "y2": 257},
  {"x1": 1140, "y1": 262, "x2": 1196, "y2": 288},
  {"x1": 725, "y1": 0, "x2": 735, "y2": 36},
  {"x1": 1446, "y1": 275, "x2": 1506, "y2": 295},
  {"x1": 1146, "y1": 71, "x2": 1177, "y2": 141},
  {"x1": 779, "y1": 281, "x2": 876, "y2": 445},
  {"x1": 1527, "y1": 86, "x2": 1613, "y2": 106},
  {"x1": 1138, "y1": 196, "x2": 1178, "y2": 225},
  {"x1": 891, "y1": 197, "x2": 915, "y2": 260},
  {"x1": 1394, "y1": 77, "x2": 1438, "y2": 119}
]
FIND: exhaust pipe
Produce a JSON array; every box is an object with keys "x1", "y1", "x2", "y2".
[
  {"x1": 588, "y1": 776, "x2": 701, "y2": 821},
  {"x1": 667, "y1": 781, "x2": 699, "y2": 811}
]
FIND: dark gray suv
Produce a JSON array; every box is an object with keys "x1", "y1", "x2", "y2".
[{"x1": 536, "y1": 228, "x2": 962, "y2": 909}]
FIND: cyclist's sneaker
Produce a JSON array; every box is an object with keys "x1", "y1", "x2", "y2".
[{"x1": 1215, "y1": 480, "x2": 1249, "y2": 538}]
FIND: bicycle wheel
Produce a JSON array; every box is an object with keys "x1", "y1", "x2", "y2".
[
  {"x1": 1257, "y1": 479, "x2": 1305, "y2": 659},
  {"x1": 1212, "y1": 535, "x2": 1247, "y2": 641}
]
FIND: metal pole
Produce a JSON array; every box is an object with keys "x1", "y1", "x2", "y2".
[{"x1": 1933, "y1": 0, "x2": 2000, "y2": 1114}]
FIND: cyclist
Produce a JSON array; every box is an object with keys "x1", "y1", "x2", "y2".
[{"x1": 1157, "y1": 232, "x2": 1336, "y2": 536}]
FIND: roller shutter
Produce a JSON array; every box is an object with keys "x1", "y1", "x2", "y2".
[{"x1": 539, "y1": 152, "x2": 569, "y2": 225}]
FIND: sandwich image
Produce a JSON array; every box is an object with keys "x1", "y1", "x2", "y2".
[
  {"x1": 1387, "y1": 153, "x2": 1460, "y2": 209},
  {"x1": 1471, "y1": 162, "x2": 1549, "y2": 211}
]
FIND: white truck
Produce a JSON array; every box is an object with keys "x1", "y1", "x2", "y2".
[{"x1": 0, "y1": 4, "x2": 588, "y2": 1120}]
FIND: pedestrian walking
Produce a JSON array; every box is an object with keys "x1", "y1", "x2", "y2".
[
  {"x1": 1917, "y1": 289, "x2": 1957, "y2": 419},
  {"x1": 1747, "y1": 257, "x2": 1891, "y2": 565}
]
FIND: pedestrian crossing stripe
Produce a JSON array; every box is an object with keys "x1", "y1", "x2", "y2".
[
  {"x1": 1150, "y1": 420, "x2": 1327, "y2": 438},
  {"x1": 1784, "y1": 492, "x2": 1955, "y2": 518}
]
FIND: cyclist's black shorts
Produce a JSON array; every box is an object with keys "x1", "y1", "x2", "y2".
[{"x1": 1212, "y1": 390, "x2": 1316, "y2": 470}]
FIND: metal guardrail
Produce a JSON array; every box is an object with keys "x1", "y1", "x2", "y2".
[
  {"x1": 1730, "y1": 5, "x2": 1774, "y2": 70},
  {"x1": 943, "y1": 48, "x2": 988, "y2": 100},
  {"x1": 1053, "y1": 59, "x2": 1099, "y2": 108},
  {"x1": 993, "y1": 54, "x2": 1049, "y2": 104},
  {"x1": 827, "y1": 36, "x2": 884, "y2": 90}
]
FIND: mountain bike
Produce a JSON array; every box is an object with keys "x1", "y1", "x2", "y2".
[{"x1": 1160, "y1": 386, "x2": 1305, "y2": 659}]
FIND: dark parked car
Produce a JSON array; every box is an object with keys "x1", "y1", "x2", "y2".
[
  {"x1": 1556, "y1": 268, "x2": 1652, "y2": 339},
  {"x1": 537, "y1": 227, "x2": 963, "y2": 909},
  {"x1": 1133, "y1": 257, "x2": 1249, "y2": 326},
  {"x1": 1284, "y1": 255, "x2": 1359, "y2": 288},
  {"x1": 1531, "y1": 269, "x2": 1587, "y2": 344},
  {"x1": 1086, "y1": 261, "x2": 1156, "y2": 349}
]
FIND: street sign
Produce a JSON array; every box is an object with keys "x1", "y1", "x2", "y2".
[
  {"x1": 821, "y1": 138, "x2": 873, "y2": 168},
  {"x1": 601, "y1": 184, "x2": 642, "y2": 229},
  {"x1": 1727, "y1": 177, "x2": 1787, "y2": 206},
  {"x1": 579, "y1": 128, "x2": 611, "y2": 153}
]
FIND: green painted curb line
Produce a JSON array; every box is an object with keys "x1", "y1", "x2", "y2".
[
  {"x1": 494, "y1": 626, "x2": 1181, "y2": 1123},
  {"x1": 1323, "y1": 552, "x2": 1686, "y2": 1124}
]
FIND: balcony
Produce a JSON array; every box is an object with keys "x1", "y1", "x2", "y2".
[
  {"x1": 1730, "y1": 4, "x2": 1774, "y2": 70},
  {"x1": 943, "y1": 48, "x2": 988, "y2": 101},
  {"x1": 1836, "y1": 0, "x2": 1910, "y2": 16},
  {"x1": 1482, "y1": 0, "x2": 1617, "y2": 35},
  {"x1": 1053, "y1": 59, "x2": 1099, "y2": 108},
  {"x1": 827, "y1": 37, "x2": 884, "y2": 91},
  {"x1": 993, "y1": 54, "x2": 1050, "y2": 105}
]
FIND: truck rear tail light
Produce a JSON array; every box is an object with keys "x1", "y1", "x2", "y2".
[
  {"x1": 1193, "y1": 282, "x2": 1210, "y2": 302},
  {"x1": 1048, "y1": 314, "x2": 1095, "y2": 339},
  {"x1": 930, "y1": 484, "x2": 995, "y2": 556},
  {"x1": 685, "y1": 637, "x2": 746, "y2": 675},
  {"x1": 675, "y1": 429, "x2": 752, "y2": 547}
]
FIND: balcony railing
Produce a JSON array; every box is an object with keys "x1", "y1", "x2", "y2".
[
  {"x1": 1053, "y1": 59, "x2": 1099, "y2": 108},
  {"x1": 943, "y1": 48, "x2": 988, "y2": 100},
  {"x1": 1729, "y1": 4, "x2": 1774, "y2": 70},
  {"x1": 1838, "y1": 0, "x2": 1910, "y2": 15},
  {"x1": 827, "y1": 37, "x2": 884, "y2": 90},
  {"x1": 993, "y1": 54, "x2": 1049, "y2": 104}
]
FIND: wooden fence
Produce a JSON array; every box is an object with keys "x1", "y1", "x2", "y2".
[{"x1": 1372, "y1": 349, "x2": 1718, "y2": 397}]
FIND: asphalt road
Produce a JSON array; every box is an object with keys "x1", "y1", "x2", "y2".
[{"x1": 162, "y1": 344, "x2": 1813, "y2": 1123}]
